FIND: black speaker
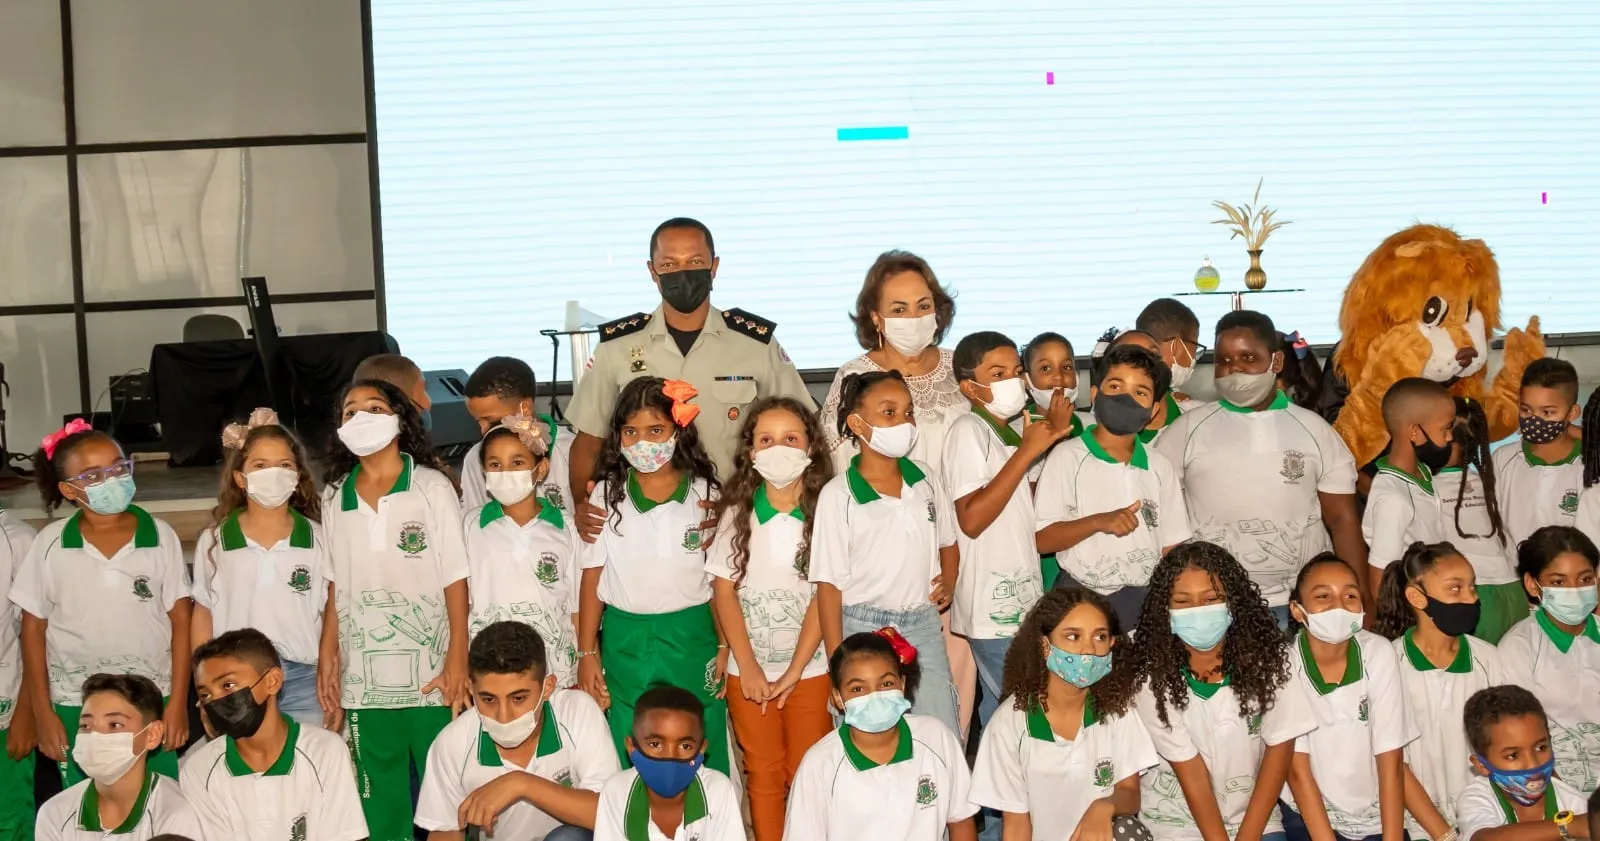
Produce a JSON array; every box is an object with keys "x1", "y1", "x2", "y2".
[{"x1": 422, "y1": 369, "x2": 477, "y2": 461}]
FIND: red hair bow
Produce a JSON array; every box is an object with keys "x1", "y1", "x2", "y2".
[
  {"x1": 662, "y1": 379, "x2": 700, "y2": 428},
  {"x1": 41, "y1": 418, "x2": 93, "y2": 460},
  {"x1": 874, "y1": 627, "x2": 919, "y2": 665}
]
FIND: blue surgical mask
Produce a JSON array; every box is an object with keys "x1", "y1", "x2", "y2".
[
  {"x1": 1476, "y1": 755, "x2": 1555, "y2": 806},
  {"x1": 1170, "y1": 604, "x2": 1233, "y2": 651},
  {"x1": 1046, "y1": 645, "x2": 1113, "y2": 689},
  {"x1": 1539, "y1": 585, "x2": 1599, "y2": 626},
  {"x1": 842, "y1": 688, "x2": 911, "y2": 733},
  {"x1": 628, "y1": 749, "x2": 703, "y2": 798},
  {"x1": 83, "y1": 475, "x2": 136, "y2": 516}
]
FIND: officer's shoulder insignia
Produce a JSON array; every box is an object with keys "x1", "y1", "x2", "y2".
[
  {"x1": 722, "y1": 308, "x2": 775, "y2": 344},
  {"x1": 598, "y1": 312, "x2": 651, "y2": 343}
]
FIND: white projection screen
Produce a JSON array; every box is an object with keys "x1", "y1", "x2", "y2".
[{"x1": 372, "y1": 1, "x2": 1600, "y2": 378}]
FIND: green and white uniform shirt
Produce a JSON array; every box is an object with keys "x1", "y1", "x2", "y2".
[
  {"x1": 418, "y1": 689, "x2": 620, "y2": 839},
  {"x1": 1433, "y1": 467, "x2": 1519, "y2": 586},
  {"x1": 1391, "y1": 631, "x2": 1504, "y2": 833},
  {"x1": 1134, "y1": 671, "x2": 1316, "y2": 840},
  {"x1": 1138, "y1": 393, "x2": 1207, "y2": 446},
  {"x1": 1456, "y1": 774, "x2": 1587, "y2": 841},
  {"x1": 788, "y1": 714, "x2": 978, "y2": 840},
  {"x1": 1576, "y1": 485, "x2": 1600, "y2": 545},
  {"x1": 192, "y1": 510, "x2": 330, "y2": 665},
  {"x1": 972, "y1": 697, "x2": 1158, "y2": 840},
  {"x1": 1492, "y1": 439, "x2": 1584, "y2": 561},
  {"x1": 181, "y1": 716, "x2": 367, "y2": 841},
  {"x1": 594, "y1": 765, "x2": 745, "y2": 841},
  {"x1": 704, "y1": 486, "x2": 827, "y2": 682},
  {"x1": 579, "y1": 473, "x2": 715, "y2": 615},
  {"x1": 1155, "y1": 393, "x2": 1358, "y2": 606},
  {"x1": 460, "y1": 415, "x2": 575, "y2": 512},
  {"x1": 1497, "y1": 611, "x2": 1600, "y2": 793},
  {"x1": 809, "y1": 457, "x2": 958, "y2": 613},
  {"x1": 464, "y1": 500, "x2": 581, "y2": 686},
  {"x1": 1362, "y1": 459, "x2": 1447, "y2": 572},
  {"x1": 8, "y1": 507, "x2": 189, "y2": 705},
  {"x1": 36, "y1": 772, "x2": 206, "y2": 841},
  {"x1": 0, "y1": 511, "x2": 37, "y2": 731},
  {"x1": 1034, "y1": 428, "x2": 1190, "y2": 594},
  {"x1": 321, "y1": 456, "x2": 469, "y2": 709},
  {"x1": 1287, "y1": 630, "x2": 1418, "y2": 838},
  {"x1": 941, "y1": 410, "x2": 1045, "y2": 639}
]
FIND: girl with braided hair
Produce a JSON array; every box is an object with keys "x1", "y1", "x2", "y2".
[{"x1": 1434, "y1": 396, "x2": 1525, "y2": 642}]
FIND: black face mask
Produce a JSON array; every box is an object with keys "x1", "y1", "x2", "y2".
[
  {"x1": 205, "y1": 676, "x2": 270, "y2": 740},
  {"x1": 1093, "y1": 393, "x2": 1153, "y2": 437},
  {"x1": 1413, "y1": 428, "x2": 1453, "y2": 474},
  {"x1": 1420, "y1": 592, "x2": 1481, "y2": 637},
  {"x1": 657, "y1": 268, "x2": 713, "y2": 314}
]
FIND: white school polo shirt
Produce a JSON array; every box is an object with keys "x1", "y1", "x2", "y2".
[
  {"x1": 418, "y1": 689, "x2": 620, "y2": 839},
  {"x1": 321, "y1": 456, "x2": 470, "y2": 710},
  {"x1": 1155, "y1": 393, "x2": 1357, "y2": 606},
  {"x1": 192, "y1": 509, "x2": 331, "y2": 665},
  {"x1": 1496, "y1": 610, "x2": 1600, "y2": 793},
  {"x1": 36, "y1": 772, "x2": 207, "y2": 841},
  {"x1": 1576, "y1": 485, "x2": 1600, "y2": 545},
  {"x1": 0, "y1": 511, "x2": 37, "y2": 731},
  {"x1": 1456, "y1": 774, "x2": 1587, "y2": 841},
  {"x1": 704, "y1": 487, "x2": 827, "y2": 682},
  {"x1": 1433, "y1": 468, "x2": 1518, "y2": 585},
  {"x1": 1287, "y1": 630, "x2": 1418, "y2": 838},
  {"x1": 1134, "y1": 673, "x2": 1317, "y2": 841},
  {"x1": 1391, "y1": 631, "x2": 1503, "y2": 833},
  {"x1": 460, "y1": 416, "x2": 575, "y2": 511},
  {"x1": 9, "y1": 506, "x2": 189, "y2": 705},
  {"x1": 465, "y1": 500, "x2": 582, "y2": 687},
  {"x1": 1492, "y1": 439, "x2": 1584, "y2": 554},
  {"x1": 972, "y1": 697, "x2": 1157, "y2": 840},
  {"x1": 941, "y1": 410, "x2": 1045, "y2": 639},
  {"x1": 808, "y1": 457, "x2": 957, "y2": 612},
  {"x1": 789, "y1": 714, "x2": 978, "y2": 840},
  {"x1": 1034, "y1": 427, "x2": 1190, "y2": 595},
  {"x1": 580, "y1": 473, "x2": 714, "y2": 615},
  {"x1": 594, "y1": 765, "x2": 744, "y2": 841},
  {"x1": 1362, "y1": 459, "x2": 1447, "y2": 571},
  {"x1": 181, "y1": 715, "x2": 367, "y2": 841}
]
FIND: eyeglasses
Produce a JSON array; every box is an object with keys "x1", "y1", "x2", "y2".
[{"x1": 67, "y1": 459, "x2": 134, "y2": 487}]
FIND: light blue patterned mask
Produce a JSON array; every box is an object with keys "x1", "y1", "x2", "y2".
[{"x1": 1046, "y1": 645, "x2": 1112, "y2": 689}]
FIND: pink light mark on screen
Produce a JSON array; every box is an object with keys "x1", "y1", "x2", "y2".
[
  {"x1": 1542, "y1": 192, "x2": 1548, "y2": 204},
  {"x1": 1046, "y1": 72, "x2": 1055, "y2": 85}
]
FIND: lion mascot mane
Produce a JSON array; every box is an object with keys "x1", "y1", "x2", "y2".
[{"x1": 1330, "y1": 224, "x2": 1545, "y2": 468}]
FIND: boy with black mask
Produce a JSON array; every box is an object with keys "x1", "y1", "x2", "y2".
[{"x1": 1362, "y1": 378, "x2": 1457, "y2": 600}]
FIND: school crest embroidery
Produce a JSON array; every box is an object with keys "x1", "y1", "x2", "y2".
[
  {"x1": 287, "y1": 565, "x2": 312, "y2": 593},
  {"x1": 131, "y1": 576, "x2": 154, "y2": 602},
  {"x1": 793, "y1": 545, "x2": 808, "y2": 577},
  {"x1": 1247, "y1": 714, "x2": 1263, "y2": 736},
  {"x1": 1140, "y1": 499, "x2": 1159, "y2": 529},
  {"x1": 1280, "y1": 450, "x2": 1306, "y2": 484},
  {"x1": 1358, "y1": 695, "x2": 1370, "y2": 723},
  {"x1": 1093, "y1": 758, "x2": 1115, "y2": 787},
  {"x1": 916, "y1": 774, "x2": 938, "y2": 806},
  {"x1": 543, "y1": 485, "x2": 566, "y2": 511},
  {"x1": 397, "y1": 522, "x2": 429, "y2": 556},
  {"x1": 555, "y1": 769, "x2": 573, "y2": 788},
  {"x1": 1561, "y1": 490, "x2": 1580, "y2": 514},
  {"x1": 0, "y1": 698, "x2": 12, "y2": 717},
  {"x1": 536, "y1": 552, "x2": 560, "y2": 585},
  {"x1": 290, "y1": 814, "x2": 307, "y2": 841},
  {"x1": 683, "y1": 526, "x2": 704, "y2": 552}
]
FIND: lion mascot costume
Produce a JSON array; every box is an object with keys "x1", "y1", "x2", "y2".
[{"x1": 1329, "y1": 224, "x2": 1546, "y2": 468}]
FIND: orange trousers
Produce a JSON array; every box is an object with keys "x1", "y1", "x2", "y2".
[{"x1": 726, "y1": 673, "x2": 834, "y2": 841}]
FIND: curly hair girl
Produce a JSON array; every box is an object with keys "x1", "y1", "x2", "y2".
[
  {"x1": 322, "y1": 378, "x2": 455, "y2": 490},
  {"x1": 713, "y1": 396, "x2": 833, "y2": 583},
  {"x1": 1001, "y1": 587, "x2": 1135, "y2": 717},
  {"x1": 593, "y1": 377, "x2": 721, "y2": 531}
]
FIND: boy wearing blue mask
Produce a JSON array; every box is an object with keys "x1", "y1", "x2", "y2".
[
  {"x1": 1455, "y1": 685, "x2": 1589, "y2": 841},
  {"x1": 593, "y1": 685, "x2": 742, "y2": 841}
]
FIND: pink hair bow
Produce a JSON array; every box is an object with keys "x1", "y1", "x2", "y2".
[
  {"x1": 495, "y1": 413, "x2": 550, "y2": 456},
  {"x1": 220, "y1": 407, "x2": 282, "y2": 451},
  {"x1": 41, "y1": 418, "x2": 93, "y2": 459}
]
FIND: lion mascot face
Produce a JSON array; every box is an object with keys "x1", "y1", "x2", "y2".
[{"x1": 1330, "y1": 224, "x2": 1544, "y2": 468}]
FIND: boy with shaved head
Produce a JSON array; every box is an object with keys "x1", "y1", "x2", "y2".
[{"x1": 1362, "y1": 378, "x2": 1458, "y2": 596}]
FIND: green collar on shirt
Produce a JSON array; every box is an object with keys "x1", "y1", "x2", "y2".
[
  {"x1": 61, "y1": 504, "x2": 160, "y2": 550},
  {"x1": 972, "y1": 405, "x2": 1023, "y2": 447},
  {"x1": 845, "y1": 455, "x2": 927, "y2": 504},
  {"x1": 219, "y1": 508, "x2": 313, "y2": 551},
  {"x1": 1083, "y1": 426, "x2": 1150, "y2": 470},
  {"x1": 478, "y1": 702, "x2": 563, "y2": 767},
  {"x1": 624, "y1": 775, "x2": 707, "y2": 841},
  {"x1": 225, "y1": 715, "x2": 300, "y2": 777},
  {"x1": 1401, "y1": 628, "x2": 1473, "y2": 673},
  {"x1": 1534, "y1": 607, "x2": 1600, "y2": 654},
  {"x1": 1025, "y1": 696, "x2": 1100, "y2": 741},
  {"x1": 1375, "y1": 456, "x2": 1434, "y2": 496},
  {"x1": 478, "y1": 499, "x2": 565, "y2": 531},
  {"x1": 78, "y1": 770, "x2": 155, "y2": 833},
  {"x1": 1522, "y1": 438, "x2": 1581, "y2": 467},
  {"x1": 1218, "y1": 389, "x2": 1291, "y2": 414},
  {"x1": 339, "y1": 454, "x2": 414, "y2": 512},
  {"x1": 839, "y1": 718, "x2": 915, "y2": 768},
  {"x1": 1184, "y1": 669, "x2": 1231, "y2": 700},
  {"x1": 1136, "y1": 393, "x2": 1186, "y2": 444},
  {"x1": 1492, "y1": 782, "x2": 1558, "y2": 825},
  {"x1": 752, "y1": 484, "x2": 804, "y2": 525},
  {"x1": 1298, "y1": 630, "x2": 1363, "y2": 695},
  {"x1": 627, "y1": 470, "x2": 690, "y2": 513}
]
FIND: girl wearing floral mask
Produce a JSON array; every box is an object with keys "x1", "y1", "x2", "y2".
[
  {"x1": 191, "y1": 408, "x2": 337, "y2": 730},
  {"x1": 575, "y1": 376, "x2": 731, "y2": 773}
]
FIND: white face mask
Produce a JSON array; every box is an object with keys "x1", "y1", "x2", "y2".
[
  {"x1": 752, "y1": 445, "x2": 810, "y2": 489},
  {"x1": 337, "y1": 411, "x2": 401, "y2": 457},
  {"x1": 480, "y1": 694, "x2": 546, "y2": 749},
  {"x1": 1167, "y1": 339, "x2": 1196, "y2": 391},
  {"x1": 979, "y1": 377, "x2": 1029, "y2": 420},
  {"x1": 856, "y1": 418, "x2": 918, "y2": 459},
  {"x1": 485, "y1": 469, "x2": 536, "y2": 506},
  {"x1": 1300, "y1": 607, "x2": 1363, "y2": 644},
  {"x1": 879, "y1": 314, "x2": 938, "y2": 357},
  {"x1": 72, "y1": 726, "x2": 150, "y2": 786},
  {"x1": 1026, "y1": 377, "x2": 1077, "y2": 411},
  {"x1": 1215, "y1": 369, "x2": 1279, "y2": 408},
  {"x1": 244, "y1": 466, "x2": 299, "y2": 509}
]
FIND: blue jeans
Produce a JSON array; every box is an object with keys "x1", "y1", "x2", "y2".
[
  {"x1": 842, "y1": 603, "x2": 959, "y2": 737},
  {"x1": 279, "y1": 660, "x2": 322, "y2": 726},
  {"x1": 967, "y1": 636, "x2": 1013, "y2": 841},
  {"x1": 1280, "y1": 801, "x2": 1407, "y2": 841},
  {"x1": 545, "y1": 826, "x2": 594, "y2": 841}
]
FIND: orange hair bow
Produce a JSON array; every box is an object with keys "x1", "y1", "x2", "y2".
[
  {"x1": 662, "y1": 379, "x2": 700, "y2": 428},
  {"x1": 873, "y1": 627, "x2": 919, "y2": 665}
]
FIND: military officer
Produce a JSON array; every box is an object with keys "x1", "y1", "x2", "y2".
[{"x1": 566, "y1": 217, "x2": 813, "y2": 540}]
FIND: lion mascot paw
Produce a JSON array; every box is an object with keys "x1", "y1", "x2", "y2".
[{"x1": 1330, "y1": 224, "x2": 1545, "y2": 468}]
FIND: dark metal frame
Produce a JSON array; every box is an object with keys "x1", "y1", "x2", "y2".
[{"x1": 0, "y1": 0, "x2": 385, "y2": 411}]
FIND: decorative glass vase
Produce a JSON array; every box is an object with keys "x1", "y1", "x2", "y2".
[
  {"x1": 1244, "y1": 249, "x2": 1267, "y2": 290},
  {"x1": 1193, "y1": 256, "x2": 1220, "y2": 292}
]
